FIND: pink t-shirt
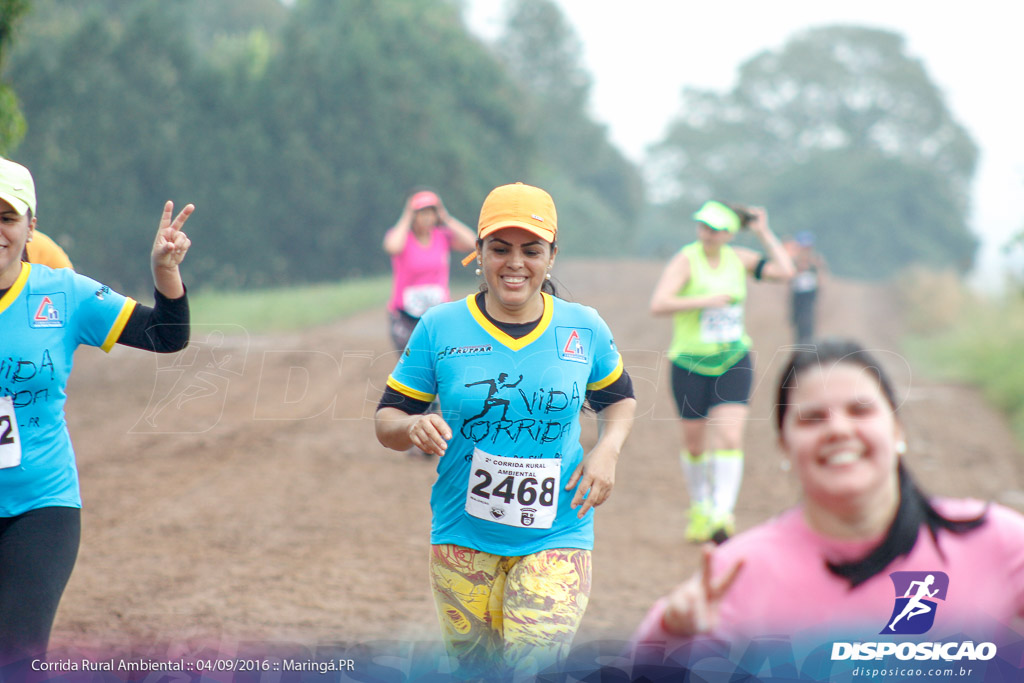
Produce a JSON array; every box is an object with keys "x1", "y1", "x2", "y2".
[
  {"x1": 633, "y1": 500, "x2": 1024, "y2": 644},
  {"x1": 387, "y1": 227, "x2": 453, "y2": 316}
]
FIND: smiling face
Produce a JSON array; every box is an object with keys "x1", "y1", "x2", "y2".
[
  {"x1": 479, "y1": 227, "x2": 556, "y2": 322},
  {"x1": 0, "y1": 197, "x2": 35, "y2": 288},
  {"x1": 779, "y1": 361, "x2": 903, "y2": 526}
]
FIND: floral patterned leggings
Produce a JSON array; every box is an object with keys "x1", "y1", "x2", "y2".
[{"x1": 428, "y1": 543, "x2": 592, "y2": 679}]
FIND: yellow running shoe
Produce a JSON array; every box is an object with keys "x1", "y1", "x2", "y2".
[
  {"x1": 709, "y1": 512, "x2": 736, "y2": 545},
  {"x1": 685, "y1": 503, "x2": 712, "y2": 543}
]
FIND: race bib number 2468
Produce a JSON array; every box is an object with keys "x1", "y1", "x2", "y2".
[{"x1": 465, "y1": 448, "x2": 560, "y2": 529}]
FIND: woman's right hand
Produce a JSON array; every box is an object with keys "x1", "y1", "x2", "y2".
[
  {"x1": 661, "y1": 545, "x2": 744, "y2": 636},
  {"x1": 703, "y1": 293, "x2": 735, "y2": 309},
  {"x1": 407, "y1": 413, "x2": 452, "y2": 456}
]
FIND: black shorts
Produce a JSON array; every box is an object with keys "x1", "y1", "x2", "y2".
[
  {"x1": 388, "y1": 310, "x2": 420, "y2": 352},
  {"x1": 670, "y1": 353, "x2": 754, "y2": 419}
]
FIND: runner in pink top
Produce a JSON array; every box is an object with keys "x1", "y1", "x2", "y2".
[
  {"x1": 383, "y1": 189, "x2": 476, "y2": 351},
  {"x1": 632, "y1": 339, "x2": 1024, "y2": 650}
]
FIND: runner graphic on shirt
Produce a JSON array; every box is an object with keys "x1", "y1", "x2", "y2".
[{"x1": 464, "y1": 372, "x2": 523, "y2": 423}]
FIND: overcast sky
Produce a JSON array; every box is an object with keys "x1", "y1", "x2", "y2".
[{"x1": 465, "y1": 0, "x2": 1023, "y2": 289}]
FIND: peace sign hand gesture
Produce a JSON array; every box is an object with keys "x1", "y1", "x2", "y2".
[
  {"x1": 151, "y1": 200, "x2": 195, "y2": 299},
  {"x1": 661, "y1": 545, "x2": 744, "y2": 636}
]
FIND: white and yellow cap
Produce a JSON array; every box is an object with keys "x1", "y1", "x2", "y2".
[
  {"x1": 0, "y1": 157, "x2": 36, "y2": 215},
  {"x1": 693, "y1": 200, "x2": 739, "y2": 233}
]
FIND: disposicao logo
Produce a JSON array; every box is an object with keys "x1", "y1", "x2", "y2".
[
  {"x1": 831, "y1": 570, "x2": 997, "y2": 663},
  {"x1": 882, "y1": 571, "x2": 948, "y2": 635}
]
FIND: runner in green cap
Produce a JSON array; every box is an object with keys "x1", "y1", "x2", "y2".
[{"x1": 649, "y1": 200, "x2": 794, "y2": 543}]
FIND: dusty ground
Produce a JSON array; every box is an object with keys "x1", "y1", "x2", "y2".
[{"x1": 50, "y1": 259, "x2": 1024, "y2": 658}]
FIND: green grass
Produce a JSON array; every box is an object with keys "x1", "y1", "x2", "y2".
[
  {"x1": 900, "y1": 268, "x2": 1024, "y2": 445},
  {"x1": 189, "y1": 276, "x2": 391, "y2": 333}
]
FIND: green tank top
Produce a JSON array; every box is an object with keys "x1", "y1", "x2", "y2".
[{"x1": 667, "y1": 241, "x2": 752, "y2": 376}]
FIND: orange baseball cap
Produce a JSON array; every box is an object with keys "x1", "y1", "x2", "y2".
[
  {"x1": 477, "y1": 182, "x2": 557, "y2": 242},
  {"x1": 461, "y1": 182, "x2": 557, "y2": 266}
]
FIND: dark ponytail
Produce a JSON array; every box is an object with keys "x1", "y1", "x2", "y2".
[{"x1": 826, "y1": 460, "x2": 987, "y2": 587}]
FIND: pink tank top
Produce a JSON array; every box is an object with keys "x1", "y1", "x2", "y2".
[{"x1": 387, "y1": 227, "x2": 453, "y2": 316}]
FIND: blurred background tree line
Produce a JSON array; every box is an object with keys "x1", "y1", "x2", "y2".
[{"x1": 0, "y1": 0, "x2": 978, "y2": 292}]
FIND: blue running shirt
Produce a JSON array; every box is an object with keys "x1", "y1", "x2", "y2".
[
  {"x1": 0, "y1": 264, "x2": 136, "y2": 516},
  {"x1": 386, "y1": 293, "x2": 624, "y2": 555}
]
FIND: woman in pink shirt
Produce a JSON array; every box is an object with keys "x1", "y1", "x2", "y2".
[
  {"x1": 383, "y1": 189, "x2": 476, "y2": 351},
  {"x1": 633, "y1": 339, "x2": 1024, "y2": 651}
]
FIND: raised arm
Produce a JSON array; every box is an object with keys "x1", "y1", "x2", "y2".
[
  {"x1": 383, "y1": 200, "x2": 414, "y2": 255},
  {"x1": 736, "y1": 207, "x2": 794, "y2": 281},
  {"x1": 438, "y1": 201, "x2": 478, "y2": 252}
]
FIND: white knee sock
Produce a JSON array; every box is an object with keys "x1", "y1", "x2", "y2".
[
  {"x1": 711, "y1": 449, "x2": 744, "y2": 516},
  {"x1": 680, "y1": 451, "x2": 711, "y2": 510}
]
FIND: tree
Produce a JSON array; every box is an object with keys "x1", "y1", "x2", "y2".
[
  {"x1": 9, "y1": 1, "x2": 200, "y2": 291},
  {"x1": 255, "y1": 0, "x2": 533, "y2": 282},
  {"x1": 7, "y1": 0, "x2": 534, "y2": 289},
  {"x1": 496, "y1": 0, "x2": 644, "y2": 256},
  {"x1": 646, "y1": 25, "x2": 978, "y2": 277},
  {"x1": 0, "y1": 0, "x2": 29, "y2": 154}
]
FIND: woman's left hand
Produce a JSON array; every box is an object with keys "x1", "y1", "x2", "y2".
[
  {"x1": 152, "y1": 201, "x2": 195, "y2": 270},
  {"x1": 566, "y1": 443, "x2": 618, "y2": 518},
  {"x1": 746, "y1": 206, "x2": 769, "y2": 235},
  {"x1": 151, "y1": 200, "x2": 195, "y2": 299}
]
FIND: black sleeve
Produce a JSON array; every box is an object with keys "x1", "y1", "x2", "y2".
[
  {"x1": 376, "y1": 385, "x2": 432, "y2": 415},
  {"x1": 116, "y1": 288, "x2": 190, "y2": 352},
  {"x1": 753, "y1": 257, "x2": 769, "y2": 281},
  {"x1": 585, "y1": 370, "x2": 635, "y2": 413}
]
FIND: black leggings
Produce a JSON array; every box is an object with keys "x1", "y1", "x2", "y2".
[{"x1": 0, "y1": 506, "x2": 80, "y2": 662}]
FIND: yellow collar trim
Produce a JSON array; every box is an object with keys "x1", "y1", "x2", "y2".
[
  {"x1": 467, "y1": 292, "x2": 553, "y2": 351},
  {"x1": 0, "y1": 262, "x2": 30, "y2": 316}
]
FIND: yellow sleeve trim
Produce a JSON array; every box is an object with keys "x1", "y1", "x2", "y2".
[
  {"x1": 386, "y1": 375, "x2": 436, "y2": 403},
  {"x1": 587, "y1": 355, "x2": 624, "y2": 391},
  {"x1": 100, "y1": 298, "x2": 138, "y2": 352}
]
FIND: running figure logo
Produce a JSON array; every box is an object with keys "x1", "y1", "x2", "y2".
[
  {"x1": 881, "y1": 571, "x2": 949, "y2": 635},
  {"x1": 464, "y1": 372, "x2": 523, "y2": 423}
]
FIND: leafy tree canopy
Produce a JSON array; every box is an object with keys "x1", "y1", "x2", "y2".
[
  {"x1": 0, "y1": 0, "x2": 29, "y2": 154},
  {"x1": 645, "y1": 25, "x2": 978, "y2": 277}
]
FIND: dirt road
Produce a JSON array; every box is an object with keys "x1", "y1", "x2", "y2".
[{"x1": 51, "y1": 259, "x2": 1024, "y2": 655}]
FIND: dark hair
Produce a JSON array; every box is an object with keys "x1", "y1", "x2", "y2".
[
  {"x1": 776, "y1": 339, "x2": 987, "y2": 588},
  {"x1": 475, "y1": 237, "x2": 559, "y2": 297},
  {"x1": 725, "y1": 202, "x2": 755, "y2": 228},
  {"x1": 20, "y1": 209, "x2": 34, "y2": 262}
]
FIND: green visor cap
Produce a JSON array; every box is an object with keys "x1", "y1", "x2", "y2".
[{"x1": 693, "y1": 200, "x2": 739, "y2": 233}]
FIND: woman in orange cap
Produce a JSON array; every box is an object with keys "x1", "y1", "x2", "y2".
[
  {"x1": 375, "y1": 182, "x2": 636, "y2": 678},
  {"x1": 383, "y1": 188, "x2": 476, "y2": 351}
]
